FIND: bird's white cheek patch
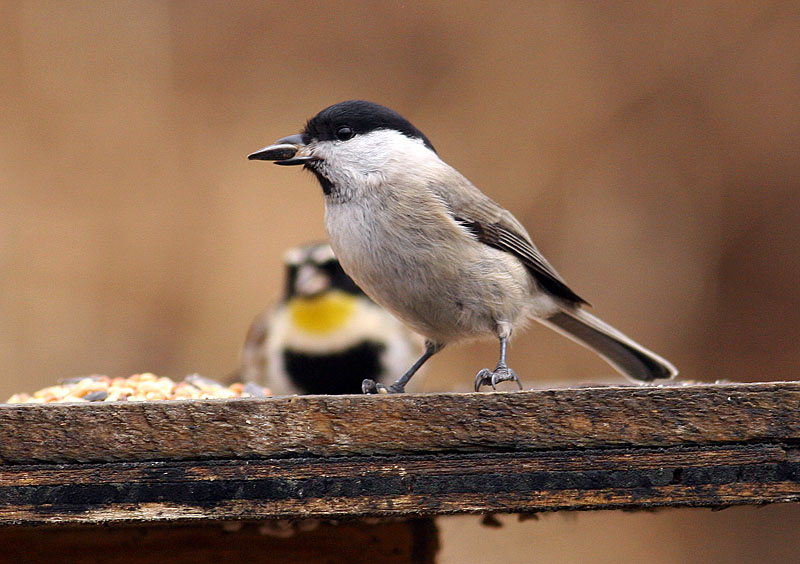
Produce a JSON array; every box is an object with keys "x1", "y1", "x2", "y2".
[{"x1": 316, "y1": 130, "x2": 436, "y2": 187}]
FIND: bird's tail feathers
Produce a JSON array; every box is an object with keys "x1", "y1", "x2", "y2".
[{"x1": 539, "y1": 308, "x2": 678, "y2": 382}]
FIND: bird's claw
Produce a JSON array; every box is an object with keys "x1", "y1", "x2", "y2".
[
  {"x1": 473, "y1": 366, "x2": 523, "y2": 392},
  {"x1": 473, "y1": 369, "x2": 492, "y2": 391},
  {"x1": 362, "y1": 379, "x2": 382, "y2": 394},
  {"x1": 362, "y1": 379, "x2": 405, "y2": 394}
]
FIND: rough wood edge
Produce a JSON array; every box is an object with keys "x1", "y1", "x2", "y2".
[{"x1": 1, "y1": 443, "x2": 798, "y2": 525}]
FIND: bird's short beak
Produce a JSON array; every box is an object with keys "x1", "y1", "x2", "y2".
[{"x1": 248, "y1": 133, "x2": 313, "y2": 166}]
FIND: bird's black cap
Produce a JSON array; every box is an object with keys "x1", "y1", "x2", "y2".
[{"x1": 302, "y1": 100, "x2": 436, "y2": 153}]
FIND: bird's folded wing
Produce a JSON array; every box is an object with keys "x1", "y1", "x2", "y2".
[{"x1": 428, "y1": 173, "x2": 587, "y2": 306}]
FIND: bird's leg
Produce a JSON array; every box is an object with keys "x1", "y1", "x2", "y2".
[
  {"x1": 474, "y1": 323, "x2": 523, "y2": 392},
  {"x1": 363, "y1": 340, "x2": 442, "y2": 394}
]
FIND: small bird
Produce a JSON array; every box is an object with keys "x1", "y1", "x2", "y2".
[
  {"x1": 239, "y1": 242, "x2": 423, "y2": 395},
  {"x1": 249, "y1": 100, "x2": 678, "y2": 393}
]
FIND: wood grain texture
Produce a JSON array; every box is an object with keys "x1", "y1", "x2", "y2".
[
  {"x1": 1, "y1": 383, "x2": 799, "y2": 464},
  {"x1": 1, "y1": 382, "x2": 799, "y2": 525},
  {"x1": 0, "y1": 444, "x2": 798, "y2": 525}
]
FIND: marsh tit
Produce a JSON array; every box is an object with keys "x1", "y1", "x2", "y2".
[
  {"x1": 249, "y1": 100, "x2": 678, "y2": 393},
  {"x1": 239, "y1": 242, "x2": 423, "y2": 395}
]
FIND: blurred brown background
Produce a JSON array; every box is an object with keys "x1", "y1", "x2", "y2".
[{"x1": 2, "y1": 1, "x2": 799, "y2": 562}]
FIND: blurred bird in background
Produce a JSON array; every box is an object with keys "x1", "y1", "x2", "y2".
[{"x1": 238, "y1": 242, "x2": 424, "y2": 395}]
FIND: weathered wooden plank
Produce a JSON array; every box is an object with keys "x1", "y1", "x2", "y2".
[
  {"x1": 1, "y1": 443, "x2": 797, "y2": 525},
  {"x1": 1, "y1": 383, "x2": 799, "y2": 464},
  {"x1": 0, "y1": 520, "x2": 439, "y2": 564}
]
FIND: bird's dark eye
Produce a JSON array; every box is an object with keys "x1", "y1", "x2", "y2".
[{"x1": 335, "y1": 126, "x2": 354, "y2": 141}]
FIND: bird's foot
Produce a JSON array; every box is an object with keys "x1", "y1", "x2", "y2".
[
  {"x1": 473, "y1": 365, "x2": 523, "y2": 392},
  {"x1": 362, "y1": 379, "x2": 405, "y2": 394}
]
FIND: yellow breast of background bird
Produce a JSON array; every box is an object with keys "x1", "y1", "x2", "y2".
[{"x1": 288, "y1": 291, "x2": 357, "y2": 334}]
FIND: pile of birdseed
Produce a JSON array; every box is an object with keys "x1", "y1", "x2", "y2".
[{"x1": 5, "y1": 373, "x2": 270, "y2": 403}]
